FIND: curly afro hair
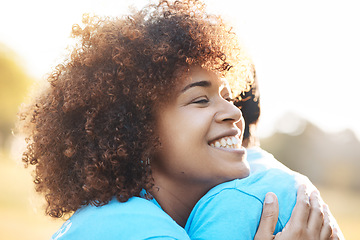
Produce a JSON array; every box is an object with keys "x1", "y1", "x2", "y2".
[{"x1": 19, "y1": 0, "x2": 253, "y2": 218}]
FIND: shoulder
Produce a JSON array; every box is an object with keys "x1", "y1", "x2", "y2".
[
  {"x1": 51, "y1": 197, "x2": 190, "y2": 240},
  {"x1": 196, "y1": 179, "x2": 264, "y2": 205},
  {"x1": 246, "y1": 147, "x2": 309, "y2": 187},
  {"x1": 247, "y1": 147, "x2": 317, "y2": 191},
  {"x1": 246, "y1": 147, "x2": 318, "y2": 224},
  {"x1": 186, "y1": 180, "x2": 263, "y2": 230},
  {"x1": 186, "y1": 180, "x2": 263, "y2": 239},
  {"x1": 247, "y1": 147, "x2": 291, "y2": 173}
]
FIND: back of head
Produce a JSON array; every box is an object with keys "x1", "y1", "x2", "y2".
[{"x1": 234, "y1": 71, "x2": 260, "y2": 142}]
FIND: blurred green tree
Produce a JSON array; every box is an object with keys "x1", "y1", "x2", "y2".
[{"x1": 0, "y1": 43, "x2": 33, "y2": 149}]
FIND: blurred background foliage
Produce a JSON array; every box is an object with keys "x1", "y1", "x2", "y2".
[
  {"x1": 261, "y1": 112, "x2": 360, "y2": 191},
  {"x1": 0, "y1": 43, "x2": 32, "y2": 149},
  {"x1": 0, "y1": 42, "x2": 359, "y2": 239}
]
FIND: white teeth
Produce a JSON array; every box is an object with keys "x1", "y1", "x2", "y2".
[
  {"x1": 210, "y1": 136, "x2": 240, "y2": 149},
  {"x1": 220, "y1": 138, "x2": 227, "y2": 147}
]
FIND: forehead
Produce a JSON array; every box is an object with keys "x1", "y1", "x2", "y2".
[{"x1": 179, "y1": 67, "x2": 229, "y2": 90}]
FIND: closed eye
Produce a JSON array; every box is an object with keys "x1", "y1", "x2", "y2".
[{"x1": 192, "y1": 97, "x2": 209, "y2": 104}]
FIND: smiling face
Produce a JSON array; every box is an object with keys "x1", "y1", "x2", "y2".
[{"x1": 152, "y1": 67, "x2": 250, "y2": 191}]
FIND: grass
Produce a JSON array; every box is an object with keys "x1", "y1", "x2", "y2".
[{"x1": 1, "y1": 153, "x2": 359, "y2": 239}]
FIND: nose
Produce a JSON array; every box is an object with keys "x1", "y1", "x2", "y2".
[{"x1": 215, "y1": 98, "x2": 242, "y2": 124}]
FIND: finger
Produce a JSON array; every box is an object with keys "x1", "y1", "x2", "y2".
[
  {"x1": 288, "y1": 185, "x2": 310, "y2": 226},
  {"x1": 323, "y1": 204, "x2": 345, "y2": 240},
  {"x1": 254, "y1": 192, "x2": 279, "y2": 240},
  {"x1": 320, "y1": 204, "x2": 333, "y2": 240},
  {"x1": 330, "y1": 228, "x2": 340, "y2": 240},
  {"x1": 308, "y1": 190, "x2": 324, "y2": 236}
]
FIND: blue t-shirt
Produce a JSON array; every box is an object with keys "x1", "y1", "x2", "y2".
[
  {"x1": 185, "y1": 147, "x2": 315, "y2": 240},
  {"x1": 51, "y1": 196, "x2": 190, "y2": 240}
]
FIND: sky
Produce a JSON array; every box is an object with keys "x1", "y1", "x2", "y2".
[{"x1": 1, "y1": 0, "x2": 359, "y2": 140}]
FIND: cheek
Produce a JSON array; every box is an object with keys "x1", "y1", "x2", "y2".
[
  {"x1": 156, "y1": 119, "x2": 208, "y2": 172},
  {"x1": 154, "y1": 105, "x2": 215, "y2": 173},
  {"x1": 161, "y1": 108, "x2": 210, "y2": 142}
]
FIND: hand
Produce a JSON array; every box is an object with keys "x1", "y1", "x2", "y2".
[
  {"x1": 254, "y1": 185, "x2": 341, "y2": 240},
  {"x1": 253, "y1": 192, "x2": 279, "y2": 240},
  {"x1": 319, "y1": 198, "x2": 345, "y2": 240}
]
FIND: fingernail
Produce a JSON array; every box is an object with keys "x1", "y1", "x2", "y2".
[{"x1": 265, "y1": 193, "x2": 274, "y2": 204}]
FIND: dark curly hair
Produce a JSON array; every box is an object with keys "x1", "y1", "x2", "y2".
[
  {"x1": 19, "y1": 0, "x2": 253, "y2": 218},
  {"x1": 234, "y1": 70, "x2": 260, "y2": 140}
]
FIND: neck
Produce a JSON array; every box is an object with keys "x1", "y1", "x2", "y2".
[
  {"x1": 150, "y1": 173, "x2": 210, "y2": 227},
  {"x1": 242, "y1": 136, "x2": 259, "y2": 148}
]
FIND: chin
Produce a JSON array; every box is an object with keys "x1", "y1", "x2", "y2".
[{"x1": 230, "y1": 160, "x2": 250, "y2": 180}]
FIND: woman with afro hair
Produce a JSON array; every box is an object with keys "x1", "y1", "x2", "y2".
[{"x1": 19, "y1": 0, "x2": 332, "y2": 239}]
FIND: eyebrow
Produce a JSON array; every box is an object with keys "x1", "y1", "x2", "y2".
[{"x1": 181, "y1": 80, "x2": 212, "y2": 92}]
